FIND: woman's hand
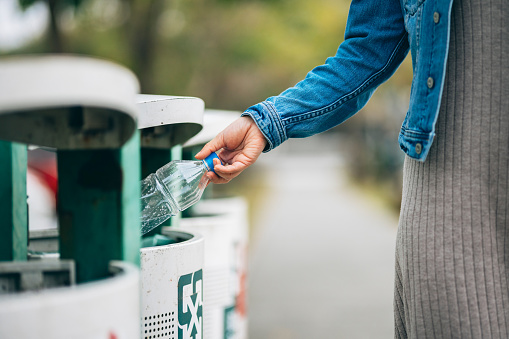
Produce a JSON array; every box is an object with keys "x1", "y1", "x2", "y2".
[{"x1": 195, "y1": 116, "x2": 267, "y2": 184}]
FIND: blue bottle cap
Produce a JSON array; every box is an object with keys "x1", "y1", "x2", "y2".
[{"x1": 202, "y1": 152, "x2": 222, "y2": 174}]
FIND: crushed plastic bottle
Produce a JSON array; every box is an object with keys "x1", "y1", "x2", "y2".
[{"x1": 140, "y1": 152, "x2": 220, "y2": 235}]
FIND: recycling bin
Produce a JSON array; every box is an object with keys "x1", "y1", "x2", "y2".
[
  {"x1": 0, "y1": 54, "x2": 142, "y2": 280},
  {"x1": 0, "y1": 54, "x2": 142, "y2": 338},
  {"x1": 137, "y1": 94, "x2": 206, "y2": 339},
  {"x1": 138, "y1": 94, "x2": 204, "y2": 150},
  {"x1": 140, "y1": 230, "x2": 205, "y2": 339},
  {"x1": 177, "y1": 197, "x2": 249, "y2": 339},
  {"x1": 0, "y1": 55, "x2": 138, "y2": 149},
  {"x1": 137, "y1": 94, "x2": 205, "y2": 232}
]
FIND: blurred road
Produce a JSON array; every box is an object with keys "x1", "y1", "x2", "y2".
[{"x1": 247, "y1": 134, "x2": 399, "y2": 339}]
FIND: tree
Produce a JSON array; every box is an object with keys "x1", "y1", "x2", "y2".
[{"x1": 18, "y1": 0, "x2": 84, "y2": 52}]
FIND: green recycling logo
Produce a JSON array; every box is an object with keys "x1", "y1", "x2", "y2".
[{"x1": 178, "y1": 270, "x2": 203, "y2": 339}]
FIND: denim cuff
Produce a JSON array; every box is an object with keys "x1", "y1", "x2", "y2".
[{"x1": 241, "y1": 101, "x2": 287, "y2": 153}]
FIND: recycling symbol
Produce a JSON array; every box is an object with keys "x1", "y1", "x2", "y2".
[{"x1": 178, "y1": 270, "x2": 203, "y2": 339}]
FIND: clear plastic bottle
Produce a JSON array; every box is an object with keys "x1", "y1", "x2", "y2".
[{"x1": 140, "y1": 152, "x2": 220, "y2": 235}]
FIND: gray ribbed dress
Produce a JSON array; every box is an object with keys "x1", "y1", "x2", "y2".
[{"x1": 394, "y1": 0, "x2": 509, "y2": 338}]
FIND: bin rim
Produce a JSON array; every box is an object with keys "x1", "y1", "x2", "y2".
[{"x1": 139, "y1": 229, "x2": 204, "y2": 253}]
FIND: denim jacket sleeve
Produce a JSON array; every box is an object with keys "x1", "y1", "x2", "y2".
[{"x1": 242, "y1": 0, "x2": 409, "y2": 152}]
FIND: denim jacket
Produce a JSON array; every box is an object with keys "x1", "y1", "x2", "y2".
[{"x1": 242, "y1": 0, "x2": 454, "y2": 161}]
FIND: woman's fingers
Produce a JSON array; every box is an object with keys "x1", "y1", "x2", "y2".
[{"x1": 206, "y1": 158, "x2": 245, "y2": 183}]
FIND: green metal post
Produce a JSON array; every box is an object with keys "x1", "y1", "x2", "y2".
[
  {"x1": 57, "y1": 131, "x2": 141, "y2": 283},
  {"x1": 120, "y1": 131, "x2": 142, "y2": 265},
  {"x1": 0, "y1": 141, "x2": 27, "y2": 261}
]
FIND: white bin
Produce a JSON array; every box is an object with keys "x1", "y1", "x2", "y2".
[
  {"x1": 0, "y1": 261, "x2": 140, "y2": 339},
  {"x1": 140, "y1": 230, "x2": 205, "y2": 339},
  {"x1": 178, "y1": 197, "x2": 249, "y2": 339}
]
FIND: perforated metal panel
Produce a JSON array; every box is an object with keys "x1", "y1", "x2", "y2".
[
  {"x1": 140, "y1": 231, "x2": 205, "y2": 339},
  {"x1": 143, "y1": 312, "x2": 176, "y2": 339}
]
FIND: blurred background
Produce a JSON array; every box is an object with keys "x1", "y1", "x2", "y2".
[{"x1": 1, "y1": 0, "x2": 412, "y2": 337}]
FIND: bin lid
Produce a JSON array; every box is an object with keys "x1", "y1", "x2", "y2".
[
  {"x1": 137, "y1": 94, "x2": 204, "y2": 149},
  {"x1": 183, "y1": 109, "x2": 239, "y2": 147},
  {"x1": 0, "y1": 55, "x2": 139, "y2": 149}
]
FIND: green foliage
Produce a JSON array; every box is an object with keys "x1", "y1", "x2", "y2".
[
  {"x1": 148, "y1": 0, "x2": 353, "y2": 108},
  {"x1": 15, "y1": 0, "x2": 357, "y2": 108},
  {"x1": 18, "y1": 0, "x2": 84, "y2": 10},
  {"x1": 18, "y1": 0, "x2": 38, "y2": 10}
]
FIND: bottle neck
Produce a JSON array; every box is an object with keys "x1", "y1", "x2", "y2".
[
  {"x1": 202, "y1": 159, "x2": 213, "y2": 172},
  {"x1": 202, "y1": 152, "x2": 220, "y2": 174},
  {"x1": 201, "y1": 160, "x2": 211, "y2": 172}
]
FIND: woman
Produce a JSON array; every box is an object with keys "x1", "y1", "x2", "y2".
[{"x1": 196, "y1": 0, "x2": 509, "y2": 337}]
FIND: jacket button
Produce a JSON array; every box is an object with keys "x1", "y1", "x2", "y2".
[
  {"x1": 427, "y1": 77, "x2": 434, "y2": 88},
  {"x1": 433, "y1": 12, "x2": 440, "y2": 24},
  {"x1": 415, "y1": 143, "x2": 422, "y2": 154}
]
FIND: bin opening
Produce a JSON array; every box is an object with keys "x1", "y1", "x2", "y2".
[{"x1": 141, "y1": 231, "x2": 193, "y2": 248}]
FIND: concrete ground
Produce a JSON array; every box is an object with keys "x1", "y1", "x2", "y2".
[{"x1": 246, "y1": 134, "x2": 399, "y2": 339}]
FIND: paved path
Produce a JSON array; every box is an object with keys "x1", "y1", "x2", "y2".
[{"x1": 246, "y1": 135, "x2": 399, "y2": 339}]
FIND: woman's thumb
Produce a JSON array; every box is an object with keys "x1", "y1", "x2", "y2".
[{"x1": 195, "y1": 134, "x2": 224, "y2": 159}]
